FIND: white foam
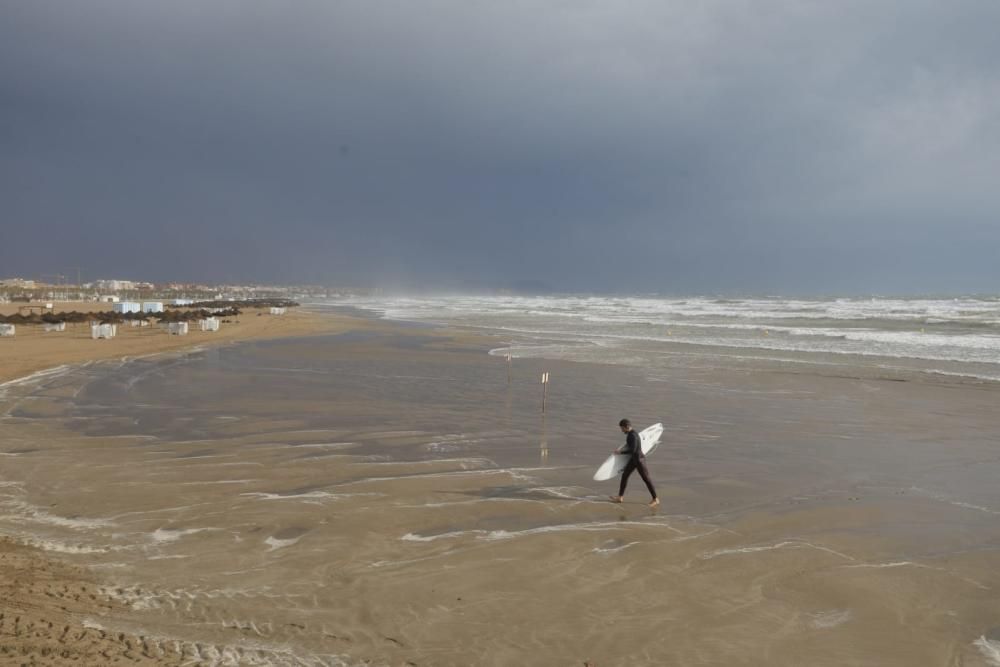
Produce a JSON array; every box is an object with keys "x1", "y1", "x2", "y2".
[
  {"x1": 699, "y1": 540, "x2": 855, "y2": 562},
  {"x1": 178, "y1": 479, "x2": 259, "y2": 485},
  {"x1": 401, "y1": 530, "x2": 481, "y2": 542},
  {"x1": 403, "y1": 519, "x2": 687, "y2": 543},
  {"x1": 264, "y1": 535, "x2": 301, "y2": 551},
  {"x1": 370, "y1": 549, "x2": 464, "y2": 569},
  {"x1": 592, "y1": 541, "x2": 640, "y2": 555},
  {"x1": 0, "y1": 364, "x2": 74, "y2": 393},
  {"x1": 0, "y1": 500, "x2": 113, "y2": 529},
  {"x1": 842, "y1": 561, "x2": 925, "y2": 569},
  {"x1": 531, "y1": 486, "x2": 584, "y2": 500},
  {"x1": 398, "y1": 497, "x2": 544, "y2": 509},
  {"x1": 324, "y1": 294, "x2": 1000, "y2": 376},
  {"x1": 240, "y1": 491, "x2": 373, "y2": 502},
  {"x1": 340, "y1": 467, "x2": 537, "y2": 486},
  {"x1": 909, "y1": 488, "x2": 1000, "y2": 516},
  {"x1": 809, "y1": 609, "x2": 852, "y2": 629},
  {"x1": 355, "y1": 457, "x2": 495, "y2": 470},
  {"x1": 151, "y1": 527, "x2": 214, "y2": 543},
  {"x1": 838, "y1": 558, "x2": 991, "y2": 590},
  {"x1": 284, "y1": 441, "x2": 358, "y2": 449},
  {"x1": 976, "y1": 636, "x2": 1000, "y2": 666},
  {"x1": 24, "y1": 539, "x2": 111, "y2": 554}
]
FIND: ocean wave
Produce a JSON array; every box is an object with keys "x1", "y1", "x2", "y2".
[{"x1": 323, "y1": 294, "x2": 1000, "y2": 377}]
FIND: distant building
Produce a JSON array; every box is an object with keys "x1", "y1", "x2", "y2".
[
  {"x1": 113, "y1": 301, "x2": 141, "y2": 313},
  {"x1": 171, "y1": 298, "x2": 194, "y2": 306},
  {"x1": 0, "y1": 278, "x2": 36, "y2": 288},
  {"x1": 142, "y1": 302, "x2": 164, "y2": 313},
  {"x1": 101, "y1": 295, "x2": 121, "y2": 303},
  {"x1": 94, "y1": 279, "x2": 136, "y2": 291}
]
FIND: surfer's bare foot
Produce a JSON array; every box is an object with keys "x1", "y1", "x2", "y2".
[
  {"x1": 609, "y1": 496, "x2": 623, "y2": 503},
  {"x1": 648, "y1": 498, "x2": 660, "y2": 507}
]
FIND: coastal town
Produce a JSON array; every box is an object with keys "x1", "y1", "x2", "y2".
[
  {"x1": 0, "y1": 275, "x2": 370, "y2": 305},
  {"x1": 0, "y1": 275, "x2": 367, "y2": 386}
]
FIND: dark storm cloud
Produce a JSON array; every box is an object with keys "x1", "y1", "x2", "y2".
[{"x1": 1, "y1": 1, "x2": 999, "y2": 293}]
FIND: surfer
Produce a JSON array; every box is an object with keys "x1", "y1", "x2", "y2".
[{"x1": 609, "y1": 419, "x2": 659, "y2": 507}]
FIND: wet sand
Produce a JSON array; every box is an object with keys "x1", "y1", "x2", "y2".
[{"x1": 1, "y1": 319, "x2": 1000, "y2": 665}]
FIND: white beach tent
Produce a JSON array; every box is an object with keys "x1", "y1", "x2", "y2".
[
  {"x1": 199, "y1": 317, "x2": 220, "y2": 332},
  {"x1": 43, "y1": 322, "x2": 66, "y2": 332},
  {"x1": 90, "y1": 324, "x2": 117, "y2": 339},
  {"x1": 0, "y1": 324, "x2": 15, "y2": 337},
  {"x1": 168, "y1": 322, "x2": 189, "y2": 336},
  {"x1": 269, "y1": 307, "x2": 286, "y2": 315}
]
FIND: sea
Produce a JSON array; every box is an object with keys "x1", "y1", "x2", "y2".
[{"x1": 317, "y1": 294, "x2": 1000, "y2": 383}]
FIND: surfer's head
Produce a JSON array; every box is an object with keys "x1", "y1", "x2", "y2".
[{"x1": 619, "y1": 418, "x2": 631, "y2": 432}]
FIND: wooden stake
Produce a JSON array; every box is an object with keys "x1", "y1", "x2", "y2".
[{"x1": 541, "y1": 372, "x2": 549, "y2": 413}]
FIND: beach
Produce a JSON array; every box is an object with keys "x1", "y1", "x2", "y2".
[
  {"x1": 1, "y1": 301, "x2": 1000, "y2": 665},
  {"x1": 0, "y1": 302, "x2": 358, "y2": 386}
]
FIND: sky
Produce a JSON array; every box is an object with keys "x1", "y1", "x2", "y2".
[{"x1": 1, "y1": 0, "x2": 999, "y2": 295}]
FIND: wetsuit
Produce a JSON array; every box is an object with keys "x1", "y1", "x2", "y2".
[{"x1": 619, "y1": 429, "x2": 657, "y2": 499}]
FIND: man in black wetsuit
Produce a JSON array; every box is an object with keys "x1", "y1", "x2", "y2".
[{"x1": 609, "y1": 418, "x2": 659, "y2": 507}]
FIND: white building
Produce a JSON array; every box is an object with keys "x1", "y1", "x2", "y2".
[
  {"x1": 0, "y1": 324, "x2": 15, "y2": 337},
  {"x1": 0, "y1": 278, "x2": 35, "y2": 288},
  {"x1": 142, "y1": 302, "x2": 164, "y2": 313},
  {"x1": 171, "y1": 298, "x2": 194, "y2": 306},
  {"x1": 101, "y1": 295, "x2": 121, "y2": 303},
  {"x1": 94, "y1": 279, "x2": 136, "y2": 291},
  {"x1": 113, "y1": 301, "x2": 141, "y2": 313}
]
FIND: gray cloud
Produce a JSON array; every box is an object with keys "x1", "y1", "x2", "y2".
[{"x1": 2, "y1": 0, "x2": 999, "y2": 293}]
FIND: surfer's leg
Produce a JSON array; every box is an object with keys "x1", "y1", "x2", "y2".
[
  {"x1": 636, "y1": 459, "x2": 657, "y2": 501},
  {"x1": 618, "y1": 459, "x2": 637, "y2": 497}
]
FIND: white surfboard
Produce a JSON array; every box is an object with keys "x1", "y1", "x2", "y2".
[{"x1": 593, "y1": 422, "x2": 663, "y2": 481}]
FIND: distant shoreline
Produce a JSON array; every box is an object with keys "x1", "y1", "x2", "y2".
[{"x1": 0, "y1": 302, "x2": 362, "y2": 386}]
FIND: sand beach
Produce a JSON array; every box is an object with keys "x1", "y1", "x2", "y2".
[
  {"x1": 1, "y1": 304, "x2": 1000, "y2": 665},
  {"x1": 0, "y1": 302, "x2": 359, "y2": 386}
]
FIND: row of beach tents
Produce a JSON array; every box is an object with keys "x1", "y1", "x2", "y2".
[
  {"x1": 91, "y1": 317, "x2": 221, "y2": 339},
  {"x1": 1, "y1": 317, "x2": 222, "y2": 339}
]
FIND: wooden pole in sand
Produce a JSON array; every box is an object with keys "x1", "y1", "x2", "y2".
[
  {"x1": 506, "y1": 350, "x2": 512, "y2": 384},
  {"x1": 541, "y1": 372, "x2": 549, "y2": 413}
]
